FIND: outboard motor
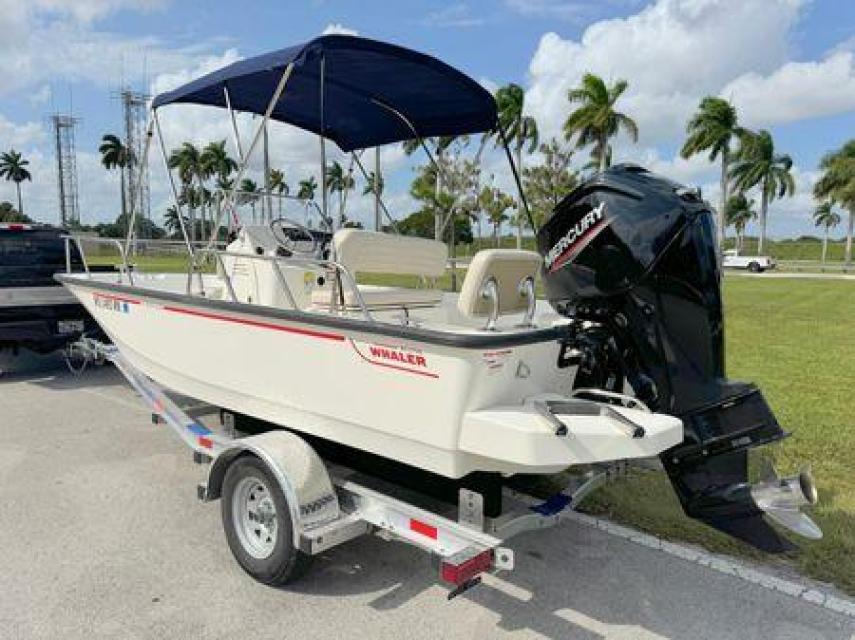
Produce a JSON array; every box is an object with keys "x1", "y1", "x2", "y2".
[{"x1": 537, "y1": 164, "x2": 821, "y2": 551}]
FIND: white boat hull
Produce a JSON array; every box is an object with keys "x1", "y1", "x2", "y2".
[{"x1": 62, "y1": 274, "x2": 683, "y2": 478}]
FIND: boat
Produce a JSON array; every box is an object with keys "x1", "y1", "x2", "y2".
[{"x1": 58, "y1": 35, "x2": 820, "y2": 552}]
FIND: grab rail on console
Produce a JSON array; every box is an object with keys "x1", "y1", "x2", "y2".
[{"x1": 190, "y1": 248, "x2": 374, "y2": 323}]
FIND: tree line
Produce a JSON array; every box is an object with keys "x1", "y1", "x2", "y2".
[{"x1": 3, "y1": 70, "x2": 854, "y2": 264}]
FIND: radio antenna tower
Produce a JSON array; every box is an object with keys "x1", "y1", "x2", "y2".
[
  {"x1": 50, "y1": 113, "x2": 81, "y2": 228},
  {"x1": 118, "y1": 88, "x2": 151, "y2": 225}
]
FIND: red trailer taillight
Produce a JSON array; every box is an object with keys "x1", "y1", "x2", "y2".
[{"x1": 440, "y1": 548, "x2": 493, "y2": 586}]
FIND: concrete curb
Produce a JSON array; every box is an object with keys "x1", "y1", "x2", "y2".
[{"x1": 562, "y1": 510, "x2": 855, "y2": 620}]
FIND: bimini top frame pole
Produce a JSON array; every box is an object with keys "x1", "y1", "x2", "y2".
[
  {"x1": 370, "y1": 97, "x2": 459, "y2": 235},
  {"x1": 319, "y1": 54, "x2": 329, "y2": 229},
  {"x1": 203, "y1": 63, "x2": 295, "y2": 251},
  {"x1": 350, "y1": 150, "x2": 398, "y2": 233},
  {"x1": 499, "y1": 127, "x2": 536, "y2": 234},
  {"x1": 152, "y1": 110, "x2": 205, "y2": 293}
]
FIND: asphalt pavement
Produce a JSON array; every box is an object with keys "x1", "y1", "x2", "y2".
[{"x1": 1, "y1": 358, "x2": 853, "y2": 640}]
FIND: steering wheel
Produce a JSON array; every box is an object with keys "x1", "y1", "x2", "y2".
[{"x1": 269, "y1": 217, "x2": 319, "y2": 257}]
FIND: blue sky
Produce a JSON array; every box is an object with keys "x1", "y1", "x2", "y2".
[{"x1": 1, "y1": 0, "x2": 854, "y2": 238}]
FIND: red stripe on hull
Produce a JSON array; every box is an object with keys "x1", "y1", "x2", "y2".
[{"x1": 162, "y1": 305, "x2": 346, "y2": 342}]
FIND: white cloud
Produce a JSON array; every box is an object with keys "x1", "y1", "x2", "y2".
[
  {"x1": 28, "y1": 85, "x2": 53, "y2": 107},
  {"x1": 422, "y1": 4, "x2": 485, "y2": 28},
  {"x1": 723, "y1": 51, "x2": 855, "y2": 128},
  {"x1": 0, "y1": 114, "x2": 46, "y2": 149},
  {"x1": 623, "y1": 146, "x2": 714, "y2": 186},
  {"x1": 321, "y1": 23, "x2": 358, "y2": 36},
  {"x1": 519, "y1": 0, "x2": 855, "y2": 238},
  {"x1": 0, "y1": 1, "x2": 224, "y2": 97},
  {"x1": 505, "y1": 0, "x2": 591, "y2": 22},
  {"x1": 525, "y1": 0, "x2": 804, "y2": 146},
  {"x1": 150, "y1": 49, "x2": 241, "y2": 96},
  {"x1": 26, "y1": 0, "x2": 166, "y2": 23}
]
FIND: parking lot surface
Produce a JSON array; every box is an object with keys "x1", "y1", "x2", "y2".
[{"x1": 1, "y1": 361, "x2": 853, "y2": 640}]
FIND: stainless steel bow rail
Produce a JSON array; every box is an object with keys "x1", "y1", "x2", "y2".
[{"x1": 91, "y1": 341, "x2": 619, "y2": 599}]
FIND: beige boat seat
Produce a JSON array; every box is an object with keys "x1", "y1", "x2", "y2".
[
  {"x1": 458, "y1": 249, "x2": 542, "y2": 329},
  {"x1": 311, "y1": 229, "x2": 447, "y2": 310}
]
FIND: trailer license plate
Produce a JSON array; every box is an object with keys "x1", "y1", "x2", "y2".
[{"x1": 58, "y1": 320, "x2": 84, "y2": 334}]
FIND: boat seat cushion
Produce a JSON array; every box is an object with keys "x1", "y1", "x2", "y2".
[
  {"x1": 310, "y1": 283, "x2": 442, "y2": 310},
  {"x1": 333, "y1": 229, "x2": 447, "y2": 277},
  {"x1": 313, "y1": 229, "x2": 447, "y2": 311},
  {"x1": 458, "y1": 249, "x2": 542, "y2": 317}
]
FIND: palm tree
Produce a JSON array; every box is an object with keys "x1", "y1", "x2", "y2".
[
  {"x1": 268, "y1": 169, "x2": 289, "y2": 216},
  {"x1": 297, "y1": 176, "x2": 317, "y2": 201},
  {"x1": 582, "y1": 144, "x2": 611, "y2": 175},
  {"x1": 729, "y1": 130, "x2": 795, "y2": 254},
  {"x1": 325, "y1": 160, "x2": 355, "y2": 229},
  {"x1": 813, "y1": 140, "x2": 855, "y2": 265},
  {"x1": 163, "y1": 205, "x2": 186, "y2": 237},
  {"x1": 494, "y1": 83, "x2": 539, "y2": 248},
  {"x1": 479, "y1": 185, "x2": 515, "y2": 247},
  {"x1": 723, "y1": 193, "x2": 756, "y2": 256},
  {"x1": 0, "y1": 150, "x2": 32, "y2": 217},
  {"x1": 362, "y1": 171, "x2": 384, "y2": 198},
  {"x1": 362, "y1": 170, "x2": 384, "y2": 231},
  {"x1": 199, "y1": 140, "x2": 237, "y2": 232},
  {"x1": 201, "y1": 141, "x2": 236, "y2": 188},
  {"x1": 168, "y1": 143, "x2": 204, "y2": 241},
  {"x1": 99, "y1": 134, "x2": 131, "y2": 222},
  {"x1": 238, "y1": 178, "x2": 260, "y2": 223},
  {"x1": 680, "y1": 97, "x2": 744, "y2": 251},
  {"x1": 563, "y1": 73, "x2": 638, "y2": 172},
  {"x1": 177, "y1": 185, "x2": 206, "y2": 238},
  {"x1": 402, "y1": 136, "x2": 458, "y2": 239},
  {"x1": 812, "y1": 201, "x2": 841, "y2": 264}
]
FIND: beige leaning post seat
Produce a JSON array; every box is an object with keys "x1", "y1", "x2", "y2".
[
  {"x1": 311, "y1": 229, "x2": 447, "y2": 311},
  {"x1": 458, "y1": 249, "x2": 542, "y2": 329}
]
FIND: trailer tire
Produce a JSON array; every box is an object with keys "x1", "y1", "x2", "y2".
[
  {"x1": 748, "y1": 261, "x2": 762, "y2": 273},
  {"x1": 221, "y1": 455, "x2": 311, "y2": 585}
]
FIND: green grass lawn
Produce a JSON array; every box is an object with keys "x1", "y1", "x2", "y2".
[{"x1": 583, "y1": 277, "x2": 855, "y2": 595}]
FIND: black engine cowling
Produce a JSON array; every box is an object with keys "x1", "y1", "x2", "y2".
[{"x1": 536, "y1": 164, "x2": 798, "y2": 552}]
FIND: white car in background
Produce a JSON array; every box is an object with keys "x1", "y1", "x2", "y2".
[{"x1": 722, "y1": 249, "x2": 776, "y2": 273}]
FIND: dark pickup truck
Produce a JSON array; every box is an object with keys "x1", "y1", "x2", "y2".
[{"x1": 0, "y1": 224, "x2": 102, "y2": 354}]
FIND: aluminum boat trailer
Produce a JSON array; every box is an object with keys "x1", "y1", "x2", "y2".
[{"x1": 90, "y1": 341, "x2": 621, "y2": 599}]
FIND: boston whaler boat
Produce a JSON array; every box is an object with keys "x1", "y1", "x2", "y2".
[{"x1": 58, "y1": 35, "x2": 820, "y2": 589}]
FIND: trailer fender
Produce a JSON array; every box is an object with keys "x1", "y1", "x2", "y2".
[{"x1": 203, "y1": 431, "x2": 340, "y2": 544}]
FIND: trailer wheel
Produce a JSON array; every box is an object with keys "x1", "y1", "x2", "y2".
[
  {"x1": 748, "y1": 261, "x2": 762, "y2": 273},
  {"x1": 221, "y1": 456, "x2": 310, "y2": 585}
]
